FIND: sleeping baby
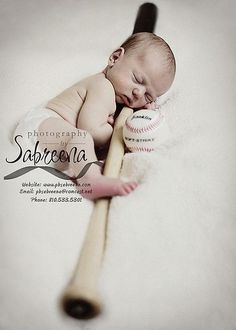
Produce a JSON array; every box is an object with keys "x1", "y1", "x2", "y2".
[{"x1": 14, "y1": 32, "x2": 176, "y2": 200}]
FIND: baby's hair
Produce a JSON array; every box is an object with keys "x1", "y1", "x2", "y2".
[{"x1": 120, "y1": 32, "x2": 176, "y2": 75}]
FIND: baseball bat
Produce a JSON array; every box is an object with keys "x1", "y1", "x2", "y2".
[
  {"x1": 62, "y1": 2, "x2": 158, "y2": 319},
  {"x1": 62, "y1": 107, "x2": 133, "y2": 319},
  {"x1": 132, "y1": 2, "x2": 158, "y2": 34}
]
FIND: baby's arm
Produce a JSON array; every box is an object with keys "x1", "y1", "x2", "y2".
[{"x1": 77, "y1": 80, "x2": 115, "y2": 146}]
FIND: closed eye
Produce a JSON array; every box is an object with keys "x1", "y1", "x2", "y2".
[{"x1": 133, "y1": 74, "x2": 143, "y2": 84}]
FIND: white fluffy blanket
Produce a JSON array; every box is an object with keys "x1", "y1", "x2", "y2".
[{"x1": 1, "y1": 0, "x2": 236, "y2": 329}]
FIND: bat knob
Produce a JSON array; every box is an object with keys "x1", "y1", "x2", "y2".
[{"x1": 63, "y1": 298, "x2": 99, "y2": 319}]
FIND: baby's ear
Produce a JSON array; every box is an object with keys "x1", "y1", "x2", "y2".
[{"x1": 108, "y1": 47, "x2": 125, "y2": 67}]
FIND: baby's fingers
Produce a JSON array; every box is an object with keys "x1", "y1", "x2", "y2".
[
  {"x1": 144, "y1": 102, "x2": 156, "y2": 110},
  {"x1": 107, "y1": 116, "x2": 115, "y2": 126}
]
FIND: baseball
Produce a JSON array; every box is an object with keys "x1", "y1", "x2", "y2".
[{"x1": 123, "y1": 109, "x2": 169, "y2": 152}]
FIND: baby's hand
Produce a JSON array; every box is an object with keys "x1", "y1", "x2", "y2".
[
  {"x1": 143, "y1": 101, "x2": 156, "y2": 110},
  {"x1": 107, "y1": 114, "x2": 115, "y2": 126}
]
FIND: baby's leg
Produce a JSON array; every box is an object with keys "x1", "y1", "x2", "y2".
[{"x1": 38, "y1": 118, "x2": 137, "y2": 200}]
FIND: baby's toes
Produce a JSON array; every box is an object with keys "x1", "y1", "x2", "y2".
[
  {"x1": 129, "y1": 181, "x2": 138, "y2": 190},
  {"x1": 121, "y1": 181, "x2": 138, "y2": 195}
]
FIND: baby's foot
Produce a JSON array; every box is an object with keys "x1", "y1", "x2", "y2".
[{"x1": 76, "y1": 176, "x2": 138, "y2": 200}]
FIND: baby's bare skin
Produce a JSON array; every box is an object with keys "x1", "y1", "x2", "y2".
[
  {"x1": 46, "y1": 72, "x2": 116, "y2": 144},
  {"x1": 38, "y1": 111, "x2": 137, "y2": 200},
  {"x1": 38, "y1": 35, "x2": 175, "y2": 200}
]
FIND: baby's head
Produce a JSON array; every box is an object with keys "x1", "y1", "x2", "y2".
[{"x1": 104, "y1": 32, "x2": 176, "y2": 109}]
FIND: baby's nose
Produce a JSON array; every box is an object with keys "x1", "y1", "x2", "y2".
[{"x1": 132, "y1": 87, "x2": 145, "y2": 99}]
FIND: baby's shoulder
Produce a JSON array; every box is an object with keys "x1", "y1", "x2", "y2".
[
  {"x1": 84, "y1": 72, "x2": 114, "y2": 92},
  {"x1": 82, "y1": 73, "x2": 115, "y2": 107}
]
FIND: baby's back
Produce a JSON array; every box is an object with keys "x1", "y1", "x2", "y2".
[{"x1": 46, "y1": 73, "x2": 111, "y2": 127}]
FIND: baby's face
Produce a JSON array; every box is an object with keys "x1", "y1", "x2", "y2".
[{"x1": 105, "y1": 47, "x2": 174, "y2": 109}]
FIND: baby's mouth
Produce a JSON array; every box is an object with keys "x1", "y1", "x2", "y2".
[{"x1": 121, "y1": 95, "x2": 131, "y2": 106}]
